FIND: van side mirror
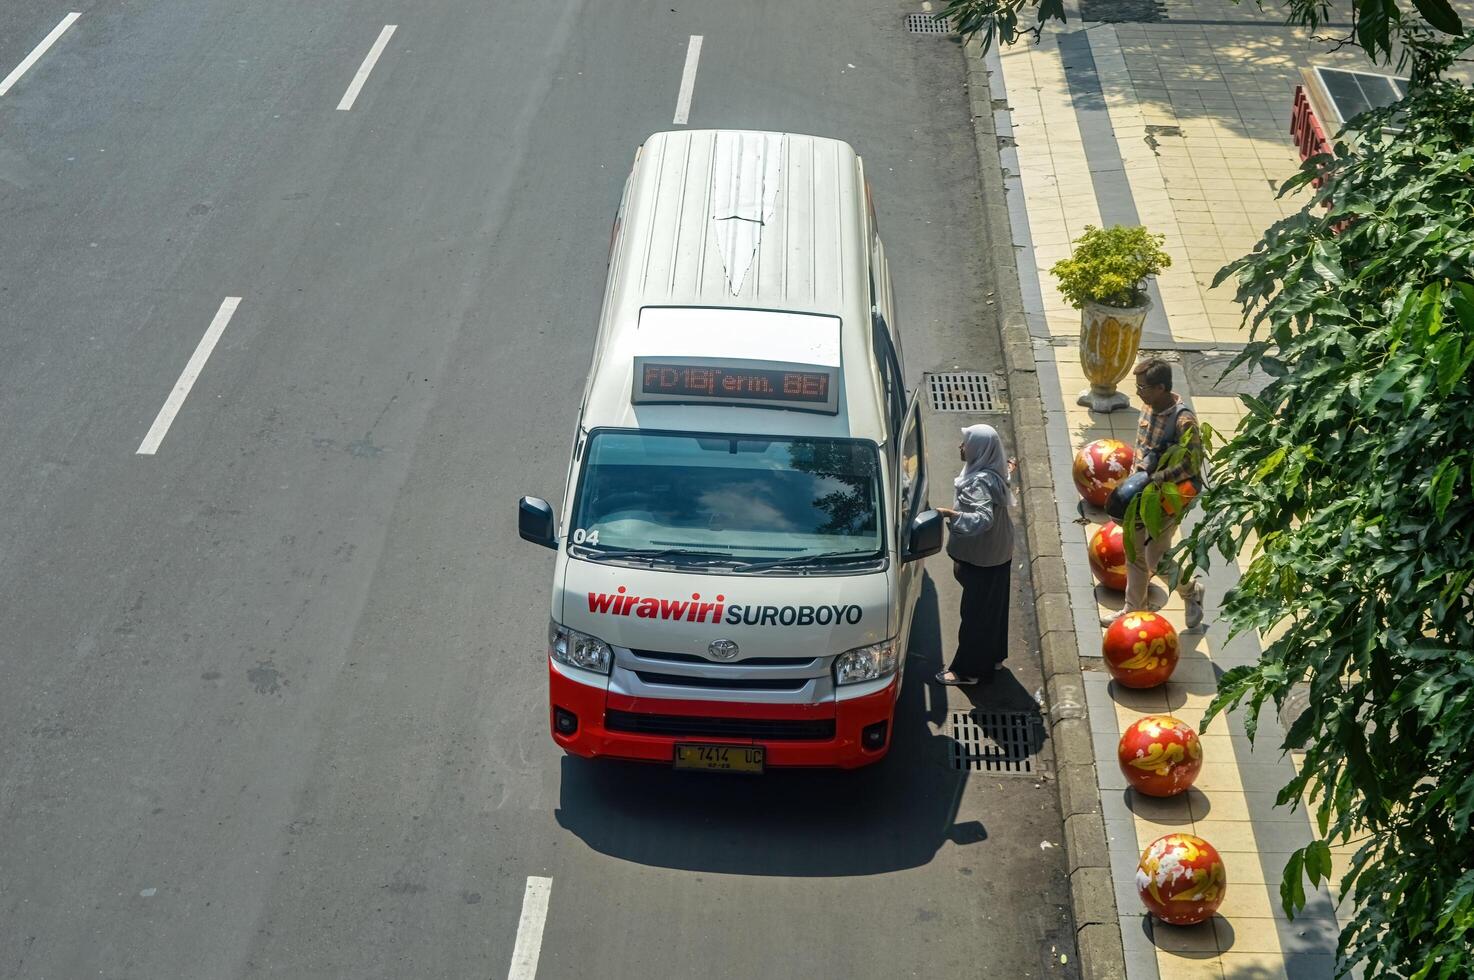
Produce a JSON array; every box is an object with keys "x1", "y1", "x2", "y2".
[
  {"x1": 518, "y1": 496, "x2": 558, "y2": 549},
  {"x1": 903, "y1": 510, "x2": 943, "y2": 562}
]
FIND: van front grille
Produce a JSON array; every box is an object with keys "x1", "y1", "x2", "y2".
[
  {"x1": 631, "y1": 648, "x2": 818, "y2": 667},
  {"x1": 605, "y1": 710, "x2": 836, "y2": 741},
  {"x1": 634, "y1": 671, "x2": 808, "y2": 692}
]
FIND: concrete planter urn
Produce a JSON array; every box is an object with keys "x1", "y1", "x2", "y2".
[
  {"x1": 1051, "y1": 224, "x2": 1171, "y2": 413},
  {"x1": 1077, "y1": 296, "x2": 1151, "y2": 413}
]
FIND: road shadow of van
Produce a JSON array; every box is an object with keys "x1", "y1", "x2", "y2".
[{"x1": 553, "y1": 570, "x2": 989, "y2": 876}]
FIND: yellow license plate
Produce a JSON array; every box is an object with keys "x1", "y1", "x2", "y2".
[{"x1": 673, "y1": 743, "x2": 765, "y2": 774}]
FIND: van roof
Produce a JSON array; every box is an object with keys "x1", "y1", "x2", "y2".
[{"x1": 580, "y1": 130, "x2": 887, "y2": 443}]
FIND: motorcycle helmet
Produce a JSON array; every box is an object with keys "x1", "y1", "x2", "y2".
[{"x1": 1106, "y1": 471, "x2": 1151, "y2": 521}]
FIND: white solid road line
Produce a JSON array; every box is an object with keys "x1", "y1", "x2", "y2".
[
  {"x1": 672, "y1": 35, "x2": 703, "y2": 125},
  {"x1": 0, "y1": 12, "x2": 82, "y2": 97},
  {"x1": 506, "y1": 876, "x2": 553, "y2": 980},
  {"x1": 337, "y1": 24, "x2": 397, "y2": 111},
  {"x1": 136, "y1": 297, "x2": 242, "y2": 456}
]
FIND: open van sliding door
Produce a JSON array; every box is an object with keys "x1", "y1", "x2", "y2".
[{"x1": 895, "y1": 388, "x2": 927, "y2": 666}]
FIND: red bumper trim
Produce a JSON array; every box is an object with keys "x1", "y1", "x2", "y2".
[
  {"x1": 548, "y1": 663, "x2": 896, "y2": 769},
  {"x1": 605, "y1": 690, "x2": 834, "y2": 721}
]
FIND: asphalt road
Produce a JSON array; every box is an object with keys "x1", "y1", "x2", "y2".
[{"x1": 0, "y1": 2, "x2": 1075, "y2": 977}]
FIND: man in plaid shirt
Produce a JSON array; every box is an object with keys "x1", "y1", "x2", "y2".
[{"x1": 1102, "y1": 357, "x2": 1207, "y2": 629}]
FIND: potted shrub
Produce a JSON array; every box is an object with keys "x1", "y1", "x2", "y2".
[{"x1": 1051, "y1": 225, "x2": 1172, "y2": 412}]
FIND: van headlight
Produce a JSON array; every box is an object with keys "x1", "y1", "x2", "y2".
[
  {"x1": 548, "y1": 620, "x2": 613, "y2": 674},
  {"x1": 833, "y1": 638, "x2": 899, "y2": 686}
]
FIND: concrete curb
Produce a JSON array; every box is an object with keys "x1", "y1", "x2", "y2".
[{"x1": 960, "y1": 37, "x2": 1128, "y2": 980}]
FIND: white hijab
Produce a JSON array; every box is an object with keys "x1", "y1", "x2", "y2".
[{"x1": 956, "y1": 424, "x2": 1014, "y2": 504}]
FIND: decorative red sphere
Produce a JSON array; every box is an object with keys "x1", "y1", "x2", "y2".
[
  {"x1": 1103, "y1": 611, "x2": 1180, "y2": 688},
  {"x1": 1088, "y1": 521, "x2": 1128, "y2": 592},
  {"x1": 1073, "y1": 439, "x2": 1135, "y2": 507},
  {"x1": 1136, "y1": 833, "x2": 1227, "y2": 925},
  {"x1": 1118, "y1": 716, "x2": 1203, "y2": 797}
]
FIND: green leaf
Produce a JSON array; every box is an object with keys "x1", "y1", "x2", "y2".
[
  {"x1": 1410, "y1": 0, "x2": 1464, "y2": 35},
  {"x1": 1037, "y1": 0, "x2": 1066, "y2": 21},
  {"x1": 1121, "y1": 496, "x2": 1141, "y2": 563},
  {"x1": 1239, "y1": 391, "x2": 1274, "y2": 419},
  {"x1": 1428, "y1": 459, "x2": 1457, "y2": 521},
  {"x1": 1254, "y1": 446, "x2": 1289, "y2": 483},
  {"x1": 1341, "y1": 707, "x2": 1383, "y2": 810},
  {"x1": 1142, "y1": 485, "x2": 1165, "y2": 538},
  {"x1": 1420, "y1": 281, "x2": 1446, "y2": 337},
  {"x1": 1282, "y1": 849, "x2": 1308, "y2": 917},
  {"x1": 1451, "y1": 285, "x2": 1474, "y2": 330},
  {"x1": 1433, "y1": 335, "x2": 1466, "y2": 395},
  {"x1": 1309, "y1": 242, "x2": 1344, "y2": 284},
  {"x1": 1201, "y1": 664, "x2": 1258, "y2": 731},
  {"x1": 1362, "y1": 359, "x2": 1416, "y2": 410},
  {"x1": 1305, "y1": 839, "x2": 1333, "y2": 886}
]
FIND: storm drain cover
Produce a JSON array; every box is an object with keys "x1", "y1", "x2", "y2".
[
  {"x1": 927, "y1": 372, "x2": 1001, "y2": 412},
  {"x1": 1078, "y1": 0, "x2": 1166, "y2": 22},
  {"x1": 949, "y1": 710, "x2": 1043, "y2": 773},
  {"x1": 905, "y1": 12, "x2": 952, "y2": 34}
]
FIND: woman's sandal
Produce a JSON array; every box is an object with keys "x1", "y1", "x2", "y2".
[{"x1": 934, "y1": 669, "x2": 978, "y2": 686}]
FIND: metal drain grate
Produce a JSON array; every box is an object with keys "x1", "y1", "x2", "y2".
[
  {"x1": 927, "y1": 372, "x2": 1001, "y2": 412},
  {"x1": 1078, "y1": 0, "x2": 1167, "y2": 22},
  {"x1": 949, "y1": 710, "x2": 1043, "y2": 773},
  {"x1": 905, "y1": 12, "x2": 952, "y2": 34}
]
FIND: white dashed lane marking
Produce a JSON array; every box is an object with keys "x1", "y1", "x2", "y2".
[
  {"x1": 0, "y1": 12, "x2": 82, "y2": 97},
  {"x1": 136, "y1": 297, "x2": 241, "y2": 456},
  {"x1": 337, "y1": 24, "x2": 397, "y2": 111},
  {"x1": 672, "y1": 35, "x2": 703, "y2": 125},
  {"x1": 506, "y1": 876, "x2": 552, "y2": 980}
]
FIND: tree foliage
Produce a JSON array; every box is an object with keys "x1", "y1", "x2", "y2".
[
  {"x1": 946, "y1": 0, "x2": 1472, "y2": 973},
  {"x1": 1180, "y1": 81, "x2": 1474, "y2": 979},
  {"x1": 941, "y1": 0, "x2": 1466, "y2": 76}
]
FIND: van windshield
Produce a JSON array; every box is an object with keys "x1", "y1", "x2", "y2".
[{"x1": 569, "y1": 430, "x2": 884, "y2": 568}]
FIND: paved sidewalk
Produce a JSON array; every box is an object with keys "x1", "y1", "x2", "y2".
[{"x1": 977, "y1": 2, "x2": 1409, "y2": 976}]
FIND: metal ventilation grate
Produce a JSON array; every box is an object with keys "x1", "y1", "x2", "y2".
[
  {"x1": 905, "y1": 12, "x2": 953, "y2": 34},
  {"x1": 949, "y1": 710, "x2": 1043, "y2": 773},
  {"x1": 927, "y1": 372, "x2": 1001, "y2": 413}
]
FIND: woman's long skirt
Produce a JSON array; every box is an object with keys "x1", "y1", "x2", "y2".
[{"x1": 949, "y1": 559, "x2": 1012, "y2": 678}]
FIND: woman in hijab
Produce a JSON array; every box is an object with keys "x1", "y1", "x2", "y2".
[{"x1": 933, "y1": 424, "x2": 1016, "y2": 686}]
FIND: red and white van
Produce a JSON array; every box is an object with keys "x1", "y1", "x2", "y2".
[{"x1": 518, "y1": 131, "x2": 941, "y2": 771}]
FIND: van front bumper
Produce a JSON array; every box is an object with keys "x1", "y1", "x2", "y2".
[{"x1": 548, "y1": 662, "x2": 896, "y2": 769}]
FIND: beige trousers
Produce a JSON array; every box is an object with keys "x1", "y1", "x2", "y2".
[{"x1": 1123, "y1": 517, "x2": 1194, "y2": 612}]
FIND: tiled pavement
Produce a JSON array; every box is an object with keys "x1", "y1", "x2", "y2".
[{"x1": 979, "y1": 2, "x2": 1424, "y2": 976}]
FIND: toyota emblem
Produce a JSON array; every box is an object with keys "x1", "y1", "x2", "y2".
[{"x1": 708, "y1": 639, "x2": 740, "y2": 661}]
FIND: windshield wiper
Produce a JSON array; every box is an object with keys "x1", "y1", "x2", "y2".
[
  {"x1": 571, "y1": 545, "x2": 743, "y2": 567},
  {"x1": 735, "y1": 551, "x2": 880, "y2": 573}
]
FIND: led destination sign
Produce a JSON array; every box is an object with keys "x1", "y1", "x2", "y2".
[
  {"x1": 631, "y1": 356, "x2": 840, "y2": 414},
  {"x1": 641, "y1": 363, "x2": 830, "y2": 403}
]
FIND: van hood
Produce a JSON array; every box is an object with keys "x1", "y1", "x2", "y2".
[{"x1": 557, "y1": 558, "x2": 891, "y2": 660}]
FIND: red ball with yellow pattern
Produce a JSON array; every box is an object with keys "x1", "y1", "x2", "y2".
[
  {"x1": 1102, "y1": 611, "x2": 1180, "y2": 688},
  {"x1": 1118, "y1": 715, "x2": 1203, "y2": 797},
  {"x1": 1088, "y1": 521, "x2": 1128, "y2": 591},
  {"x1": 1072, "y1": 439, "x2": 1135, "y2": 507},
  {"x1": 1136, "y1": 833, "x2": 1227, "y2": 925}
]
